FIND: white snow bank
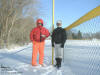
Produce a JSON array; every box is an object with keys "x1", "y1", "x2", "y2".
[
  {"x1": 0, "y1": 43, "x2": 32, "y2": 53},
  {"x1": 0, "y1": 40, "x2": 100, "y2": 53},
  {"x1": 65, "y1": 40, "x2": 100, "y2": 46},
  {"x1": 45, "y1": 40, "x2": 100, "y2": 46}
]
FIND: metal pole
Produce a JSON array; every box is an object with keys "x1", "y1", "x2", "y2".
[{"x1": 52, "y1": 0, "x2": 55, "y2": 65}]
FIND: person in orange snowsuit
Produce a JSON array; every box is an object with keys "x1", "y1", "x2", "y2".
[{"x1": 30, "y1": 19, "x2": 50, "y2": 66}]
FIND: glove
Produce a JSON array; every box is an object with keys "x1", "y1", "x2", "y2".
[
  {"x1": 52, "y1": 44, "x2": 54, "y2": 47},
  {"x1": 41, "y1": 35, "x2": 46, "y2": 38},
  {"x1": 61, "y1": 44, "x2": 64, "y2": 48}
]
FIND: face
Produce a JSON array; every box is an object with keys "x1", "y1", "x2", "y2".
[
  {"x1": 57, "y1": 23, "x2": 62, "y2": 26},
  {"x1": 38, "y1": 23, "x2": 42, "y2": 25},
  {"x1": 37, "y1": 22, "x2": 43, "y2": 26}
]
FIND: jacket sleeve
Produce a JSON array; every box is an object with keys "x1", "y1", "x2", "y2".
[
  {"x1": 45, "y1": 29, "x2": 50, "y2": 38},
  {"x1": 51, "y1": 30, "x2": 55, "y2": 47},
  {"x1": 30, "y1": 29, "x2": 34, "y2": 42},
  {"x1": 61, "y1": 29, "x2": 67, "y2": 47}
]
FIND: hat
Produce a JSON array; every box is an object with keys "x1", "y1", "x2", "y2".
[
  {"x1": 56, "y1": 20, "x2": 62, "y2": 24},
  {"x1": 36, "y1": 19, "x2": 43, "y2": 26}
]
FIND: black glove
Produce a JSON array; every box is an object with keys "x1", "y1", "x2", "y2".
[
  {"x1": 52, "y1": 44, "x2": 54, "y2": 47},
  {"x1": 61, "y1": 44, "x2": 64, "y2": 48}
]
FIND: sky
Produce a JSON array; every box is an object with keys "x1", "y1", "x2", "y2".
[{"x1": 39, "y1": 0, "x2": 100, "y2": 33}]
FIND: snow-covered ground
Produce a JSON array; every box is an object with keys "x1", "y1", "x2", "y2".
[{"x1": 0, "y1": 40, "x2": 100, "y2": 75}]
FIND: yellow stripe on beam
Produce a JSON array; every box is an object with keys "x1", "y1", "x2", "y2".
[{"x1": 65, "y1": 5, "x2": 100, "y2": 30}]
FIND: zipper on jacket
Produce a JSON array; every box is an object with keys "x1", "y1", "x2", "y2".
[{"x1": 40, "y1": 28, "x2": 41, "y2": 42}]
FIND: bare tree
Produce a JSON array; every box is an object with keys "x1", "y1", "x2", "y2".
[{"x1": 0, "y1": 0, "x2": 40, "y2": 48}]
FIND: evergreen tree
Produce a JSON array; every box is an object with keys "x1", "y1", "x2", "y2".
[{"x1": 78, "y1": 30, "x2": 82, "y2": 39}]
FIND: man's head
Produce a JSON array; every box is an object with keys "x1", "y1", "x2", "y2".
[
  {"x1": 36, "y1": 19, "x2": 43, "y2": 26},
  {"x1": 56, "y1": 20, "x2": 62, "y2": 27}
]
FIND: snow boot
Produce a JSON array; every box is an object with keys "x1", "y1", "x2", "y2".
[{"x1": 55, "y1": 58, "x2": 62, "y2": 69}]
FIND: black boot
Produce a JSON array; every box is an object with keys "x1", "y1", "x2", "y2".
[{"x1": 55, "y1": 58, "x2": 62, "y2": 69}]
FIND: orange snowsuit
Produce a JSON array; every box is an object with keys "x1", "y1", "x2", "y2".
[
  {"x1": 30, "y1": 19, "x2": 50, "y2": 66},
  {"x1": 32, "y1": 41, "x2": 45, "y2": 65}
]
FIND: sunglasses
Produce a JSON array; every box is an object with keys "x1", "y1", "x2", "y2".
[
  {"x1": 38, "y1": 23, "x2": 43, "y2": 26},
  {"x1": 38, "y1": 23, "x2": 42, "y2": 24},
  {"x1": 57, "y1": 23, "x2": 61, "y2": 24}
]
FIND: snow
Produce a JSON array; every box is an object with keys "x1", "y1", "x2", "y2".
[
  {"x1": 0, "y1": 43, "x2": 32, "y2": 53},
  {"x1": 0, "y1": 40, "x2": 100, "y2": 75},
  {"x1": 65, "y1": 40, "x2": 100, "y2": 46}
]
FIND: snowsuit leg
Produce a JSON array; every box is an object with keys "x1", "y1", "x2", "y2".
[
  {"x1": 39, "y1": 41, "x2": 45, "y2": 65},
  {"x1": 54, "y1": 44, "x2": 63, "y2": 68},
  {"x1": 32, "y1": 41, "x2": 39, "y2": 66}
]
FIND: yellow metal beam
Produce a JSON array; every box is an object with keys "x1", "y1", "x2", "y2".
[
  {"x1": 65, "y1": 5, "x2": 100, "y2": 30},
  {"x1": 52, "y1": 0, "x2": 55, "y2": 65}
]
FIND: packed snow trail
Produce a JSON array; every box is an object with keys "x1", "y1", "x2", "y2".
[{"x1": 0, "y1": 40, "x2": 100, "y2": 75}]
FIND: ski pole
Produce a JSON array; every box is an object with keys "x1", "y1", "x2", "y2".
[{"x1": 63, "y1": 47, "x2": 64, "y2": 62}]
